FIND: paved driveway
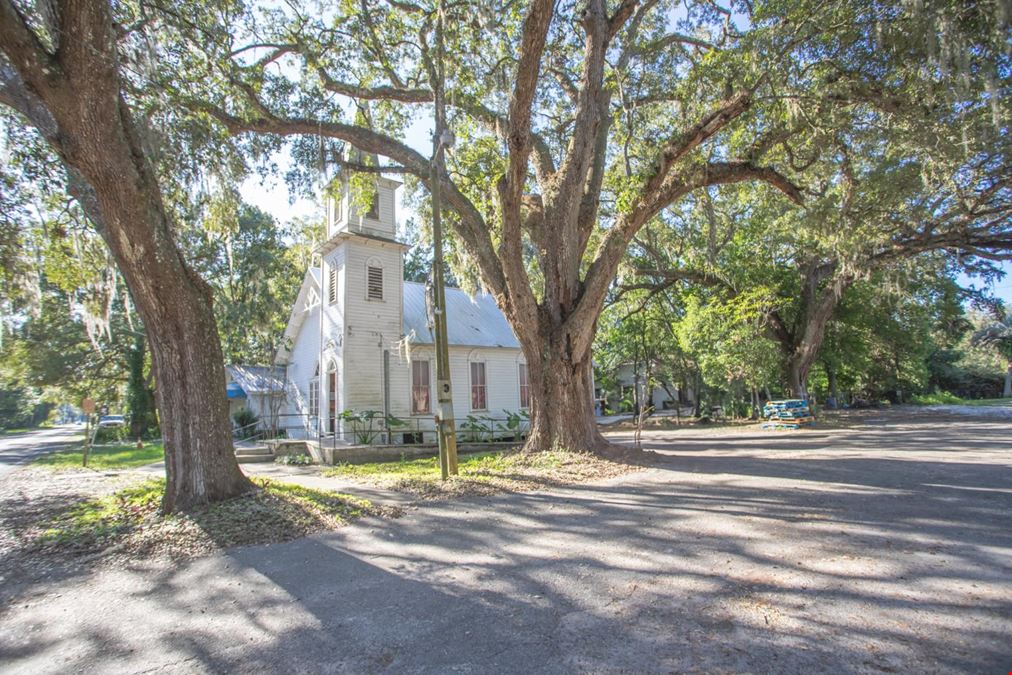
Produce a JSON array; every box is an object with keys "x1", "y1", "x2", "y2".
[
  {"x1": 1, "y1": 411, "x2": 1009, "y2": 673},
  {"x1": 0, "y1": 427, "x2": 82, "y2": 480}
]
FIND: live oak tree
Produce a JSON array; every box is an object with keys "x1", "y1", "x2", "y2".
[
  {"x1": 169, "y1": 0, "x2": 1011, "y2": 449},
  {"x1": 0, "y1": 0, "x2": 252, "y2": 511},
  {"x1": 163, "y1": 0, "x2": 846, "y2": 452},
  {"x1": 628, "y1": 130, "x2": 1011, "y2": 397},
  {"x1": 625, "y1": 11, "x2": 1011, "y2": 397}
]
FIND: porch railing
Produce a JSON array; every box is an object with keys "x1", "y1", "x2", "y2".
[{"x1": 269, "y1": 412, "x2": 530, "y2": 449}]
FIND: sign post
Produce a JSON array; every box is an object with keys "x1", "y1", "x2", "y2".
[{"x1": 81, "y1": 398, "x2": 96, "y2": 467}]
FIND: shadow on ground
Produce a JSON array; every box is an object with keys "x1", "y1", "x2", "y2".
[{"x1": 1, "y1": 410, "x2": 1010, "y2": 673}]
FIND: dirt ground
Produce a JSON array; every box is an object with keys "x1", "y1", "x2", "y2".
[{"x1": 1, "y1": 407, "x2": 1010, "y2": 673}]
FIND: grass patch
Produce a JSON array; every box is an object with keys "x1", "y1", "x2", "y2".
[
  {"x1": 911, "y1": 392, "x2": 1012, "y2": 406},
  {"x1": 324, "y1": 449, "x2": 636, "y2": 499},
  {"x1": 911, "y1": 391, "x2": 966, "y2": 405},
  {"x1": 34, "y1": 441, "x2": 164, "y2": 470},
  {"x1": 324, "y1": 450, "x2": 501, "y2": 479},
  {"x1": 0, "y1": 427, "x2": 32, "y2": 435},
  {"x1": 29, "y1": 477, "x2": 386, "y2": 559},
  {"x1": 958, "y1": 397, "x2": 1012, "y2": 407}
]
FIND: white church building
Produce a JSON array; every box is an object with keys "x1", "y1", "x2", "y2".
[{"x1": 274, "y1": 169, "x2": 531, "y2": 445}]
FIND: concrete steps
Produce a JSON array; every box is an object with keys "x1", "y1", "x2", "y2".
[{"x1": 235, "y1": 444, "x2": 274, "y2": 464}]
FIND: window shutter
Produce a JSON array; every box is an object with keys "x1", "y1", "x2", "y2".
[
  {"x1": 367, "y1": 266, "x2": 383, "y2": 300},
  {"x1": 328, "y1": 266, "x2": 338, "y2": 304}
]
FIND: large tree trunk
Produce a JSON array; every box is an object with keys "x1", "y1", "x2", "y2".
[
  {"x1": 146, "y1": 285, "x2": 250, "y2": 512},
  {"x1": 785, "y1": 356, "x2": 809, "y2": 399},
  {"x1": 825, "y1": 363, "x2": 839, "y2": 409},
  {"x1": 0, "y1": 2, "x2": 251, "y2": 512},
  {"x1": 770, "y1": 266, "x2": 853, "y2": 401},
  {"x1": 522, "y1": 330, "x2": 608, "y2": 453},
  {"x1": 1004, "y1": 361, "x2": 1011, "y2": 398}
]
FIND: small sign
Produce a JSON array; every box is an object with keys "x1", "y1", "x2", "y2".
[{"x1": 81, "y1": 398, "x2": 96, "y2": 414}]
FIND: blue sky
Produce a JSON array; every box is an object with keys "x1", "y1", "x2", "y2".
[{"x1": 958, "y1": 264, "x2": 1012, "y2": 305}]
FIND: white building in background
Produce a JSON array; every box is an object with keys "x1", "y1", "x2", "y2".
[
  {"x1": 225, "y1": 365, "x2": 286, "y2": 427},
  {"x1": 275, "y1": 165, "x2": 530, "y2": 443},
  {"x1": 597, "y1": 363, "x2": 694, "y2": 415}
]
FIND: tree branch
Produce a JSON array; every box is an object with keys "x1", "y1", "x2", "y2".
[
  {"x1": 195, "y1": 97, "x2": 508, "y2": 290},
  {"x1": 497, "y1": 0, "x2": 556, "y2": 329},
  {"x1": 692, "y1": 161, "x2": 804, "y2": 206},
  {"x1": 636, "y1": 32, "x2": 715, "y2": 57},
  {"x1": 0, "y1": 0, "x2": 61, "y2": 97}
]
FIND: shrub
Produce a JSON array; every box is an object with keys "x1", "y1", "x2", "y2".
[
  {"x1": 275, "y1": 454, "x2": 314, "y2": 466},
  {"x1": 911, "y1": 391, "x2": 964, "y2": 405},
  {"x1": 232, "y1": 408, "x2": 259, "y2": 430},
  {"x1": 93, "y1": 425, "x2": 128, "y2": 444}
]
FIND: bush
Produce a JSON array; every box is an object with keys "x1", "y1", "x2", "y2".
[
  {"x1": 93, "y1": 424, "x2": 128, "y2": 444},
  {"x1": 275, "y1": 454, "x2": 314, "y2": 466},
  {"x1": 911, "y1": 391, "x2": 964, "y2": 405},
  {"x1": 232, "y1": 408, "x2": 259, "y2": 430}
]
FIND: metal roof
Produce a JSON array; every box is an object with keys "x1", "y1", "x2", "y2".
[
  {"x1": 226, "y1": 365, "x2": 286, "y2": 394},
  {"x1": 402, "y1": 282, "x2": 520, "y2": 349}
]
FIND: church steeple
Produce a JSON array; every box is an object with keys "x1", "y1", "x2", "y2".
[{"x1": 326, "y1": 148, "x2": 402, "y2": 241}]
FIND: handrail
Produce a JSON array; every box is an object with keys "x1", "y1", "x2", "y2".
[
  {"x1": 233, "y1": 419, "x2": 266, "y2": 443},
  {"x1": 237, "y1": 412, "x2": 534, "y2": 450}
]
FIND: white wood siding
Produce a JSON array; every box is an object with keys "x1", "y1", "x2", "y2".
[
  {"x1": 386, "y1": 345, "x2": 526, "y2": 432},
  {"x1": 340, "y1": 241, "x2": 404, "y2": 426}
]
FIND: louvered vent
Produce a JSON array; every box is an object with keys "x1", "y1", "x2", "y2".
[
  {"x1": 367, "y1": 266, "x2": 383, "y2": 300},
  {"x1": 328, "y1": 267, "x2": 338, "y2": 304}
]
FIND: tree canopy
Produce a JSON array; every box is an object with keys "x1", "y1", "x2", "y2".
[{"x1": 1, "y1": 0, "x2": 1009, "y2": 455}]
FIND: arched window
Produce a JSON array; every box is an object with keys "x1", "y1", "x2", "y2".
[
  {"x1": 518, "y1": 362, "x2": 530, "y2": 409},
  {"x1": 326, "y1": 360, "x2": 338, "y2": 433},
  {"x1": 411, "y1": 359, "x2": 431, "y2": 414},
  {"x1": 468, "y1": 351, "x2": 487, "y2": 411},
  {"x1": 308, "y1": 362, "x2": 320, "y2": 420}
]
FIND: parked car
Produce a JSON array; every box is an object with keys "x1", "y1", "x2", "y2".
[{"x1": 97, "y1": 414, "x2": 126, "y2": 428}]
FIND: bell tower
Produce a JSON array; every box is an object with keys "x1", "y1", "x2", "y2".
[
  {"x1": 327, "y1": 149, "x2": 402, "y2": 241},
  {"x1": 317, "y1": 150, "x2": 409, "y2": 436}
]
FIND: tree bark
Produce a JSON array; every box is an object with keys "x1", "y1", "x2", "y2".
[
  {"x1": 0, "y1": 0, "x2": 251, "y2": 512},
  {"x1": 785, "y1": 357, "x2": 807, "y2": 399},
  {"x1": 1004, "y1": 361, "x2": 1011, "y2": 398},
  {"x1": 693, "y1": 371, "x2": 704, "y2": 417},
  {"x1": 521, "y1": 329, "x2": 608, "y2": 453},
  {"x1": 769, "y1": 265, "x2": 853, "y2": 400},
  {"x1": 825, "y1": 363, "x2": 839, "y2": 409}
]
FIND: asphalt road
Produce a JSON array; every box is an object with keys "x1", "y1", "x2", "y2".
[
  {"x1": 0, "y1": 426, "x2": 82, "y2": 479},
  {"x1": 1, "y1": 410, "x2": 1010, "y2": 673}
]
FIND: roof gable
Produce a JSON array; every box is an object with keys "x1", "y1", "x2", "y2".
[{"x1": 275, "y1": 268, "x2": 320, "y2": 364}]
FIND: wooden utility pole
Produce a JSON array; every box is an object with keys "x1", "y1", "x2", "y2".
[{"x1": 431, "y1": 0, "x2": 458, "y2": 478}]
